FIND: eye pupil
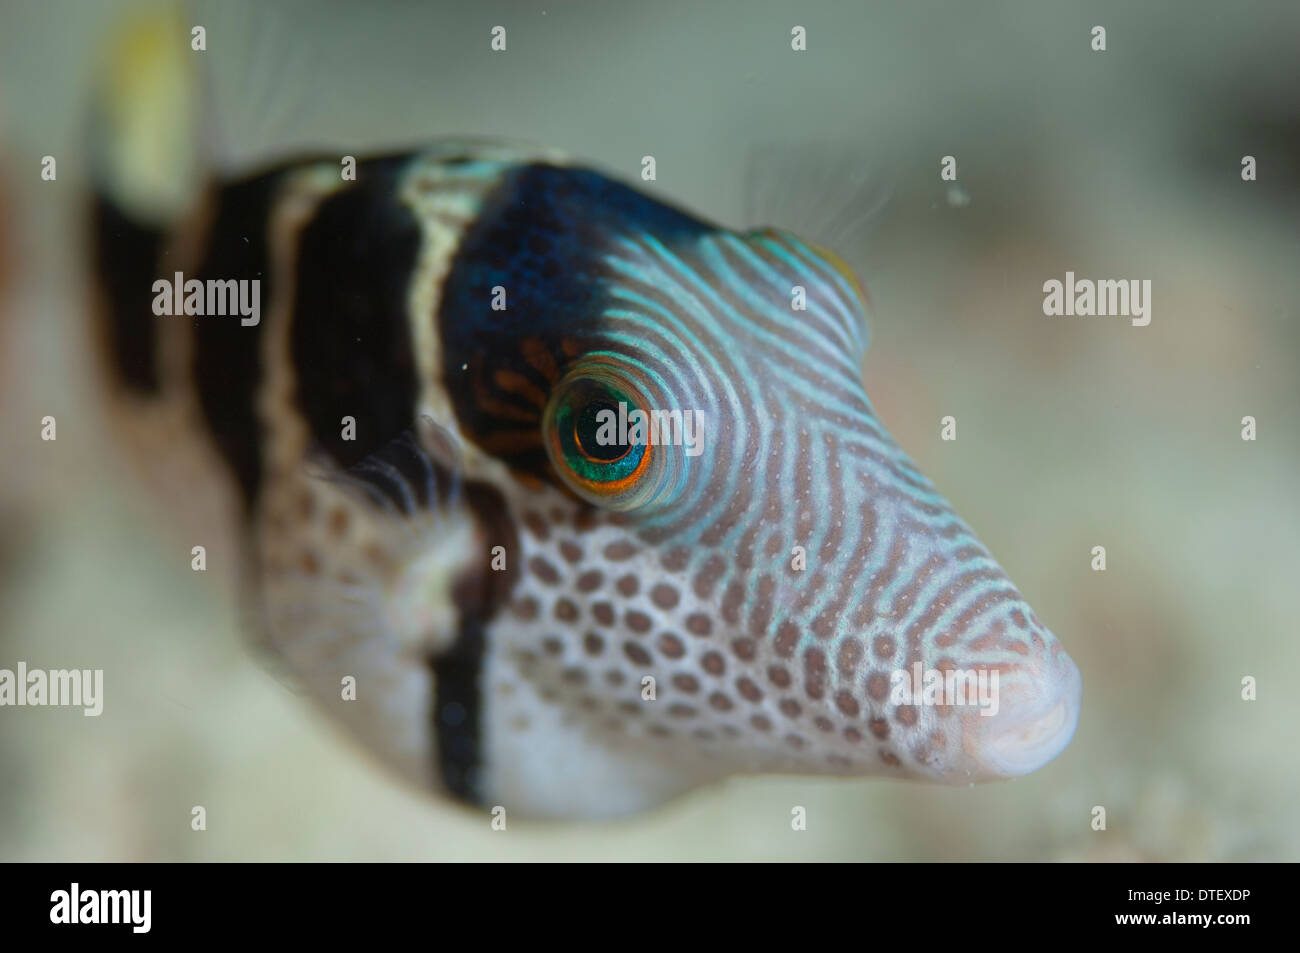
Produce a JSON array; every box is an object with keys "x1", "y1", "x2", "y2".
[{"x1": 575, "y1": 398, "x2": 631, "y2": 462}]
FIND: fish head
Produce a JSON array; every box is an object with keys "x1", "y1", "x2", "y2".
[{"x1": 428, "y1": 163, "x2": 1082, "y2": 815}]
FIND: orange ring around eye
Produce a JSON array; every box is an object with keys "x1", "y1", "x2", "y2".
[
  {"x1": 544, "y1": 361, "x2": 662, "y2": 504},
  {"x1": 549, "y1": 424, "x2": 653, "y2": 498},
  {"x1": 584, "y1": 441, "x2": 651, "y2": 496},
  {"x1": 546, "y1": 421, "x2": 653, "y2": 493}
]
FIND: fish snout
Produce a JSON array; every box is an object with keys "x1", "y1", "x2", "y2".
[{"x1": 964, "y1": 649, "x2": 1082, "y2": 780}]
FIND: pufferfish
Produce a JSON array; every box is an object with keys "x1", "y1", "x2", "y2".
[{"x1": 88, "y1": 15, "x2": 1081, "y2": 820}]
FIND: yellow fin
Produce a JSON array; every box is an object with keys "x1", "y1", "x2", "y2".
[{"x1": 94, "y1": 3, "x2": 198, "y2": 224}]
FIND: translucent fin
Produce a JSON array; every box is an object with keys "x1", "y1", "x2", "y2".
[
  {"x1": 251, "y1": 419, "x2": 478, "y2": 787},
  {"x1": 308, "y1": 416, "x2": 464, "y2": 522},
  {"x1": 742, "y1": 143, "x2": 893, "y2": 260},
  {"x1": 187, "y1": 0, "x2": 325, "y2": 173}
]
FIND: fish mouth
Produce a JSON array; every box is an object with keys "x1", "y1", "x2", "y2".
[{"x1": 967, "y1": 653, "x2": 1082, "y2": 779}]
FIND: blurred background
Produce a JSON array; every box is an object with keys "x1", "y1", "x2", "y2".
[{"x1": 1, "y1": 0, "x2": 1297, "y2": 861}]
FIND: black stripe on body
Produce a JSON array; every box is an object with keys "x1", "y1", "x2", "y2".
[
  {"x1": 433, "y1": 480, "x2": 520, "y2": 806},
  {"x1": 190, "y1": 170, "x2": 285, "y2": 509},
  {"x1": 289, "y1": 156, "x2": 423, "y2": 469},
  {"x1": 274, "y1": 152, "x2": 520, "y2": 804},
  {"x1": 430, "y1": 615, "x2": 487, "y2": 802},
  {"x1": 92, "y1": 195, "x2": 166, "y2": 394}
]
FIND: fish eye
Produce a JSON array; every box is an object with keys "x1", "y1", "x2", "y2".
[
  {"x1": 546, "y1": 375, "x2": 651, "y2": 504},
  {"x1": 544, "y1": 358, "x2": 702, "y2": 513}
]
